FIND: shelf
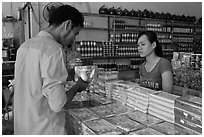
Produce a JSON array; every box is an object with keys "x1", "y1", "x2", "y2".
[
  {"x1": 3, "y1": 61, "x2": 16, "y2": 63},
  {"x1": 115, "y1": 42, "x2": 137, "y2": 44},
  {"x1": 81, "y1": 55, "x2": 140, "y2": 59},
  {"x1": 82, "y1": 12, "x2": 197, "y2": 24},
  {"x1": 2, "y1": 74, "x2": 14, "y2": 77},
  {"x1": 172, "y1": 32, "x2": 194, "y2": 35},
  {"x1": 83, "y1": 27, "x2": 110, "y2": 31}
]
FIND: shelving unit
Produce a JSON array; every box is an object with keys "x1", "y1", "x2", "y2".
[
  {"x1": 2, "y1": 17, "x2": 17, "y2": 87},
  {"x1": 74, "y1": 13, "x2": 200, "y2": 75}
]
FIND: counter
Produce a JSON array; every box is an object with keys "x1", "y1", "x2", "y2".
[{"x1": 64, "y1": 89, "x2": 201, "y2": 135}]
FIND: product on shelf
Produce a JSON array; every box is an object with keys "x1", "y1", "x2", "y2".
[
  {"x1": 148, "y1": 91, "x2": 180, "y2": 123},
  {"x1": 150, "y1": 121, "x2": 198, "y2": 135},
  {"x1": 174, "y1": 95, "x2": 202, "y2": 134},
  {"x1": 90, "y1": 104, "x2": 116, "y2": 118},
  {"x1": 106, "y1": 114, "x2": 145, "y2": 133},
  {"x1": 68, "y1": 107, "x2": 99, "y2": 122},
  {"x1": 127, "y1": 110, "x2": 164, "y2": 126},
  {"x1": 82, "y1": 118, "x2": 124, "y2": 135},
  {"x1": 128, "y1": 127, "x2": 164, "y2": 135}
]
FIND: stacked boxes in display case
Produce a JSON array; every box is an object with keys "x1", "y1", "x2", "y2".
[
  {"x1": 127, "y1": 110, "x2": 164, "y2": 127},
  {"x1": 150, "y1": 121, "x2": 198, "y2": 135},
  {"x1": 82, "y1": 118, "x2": 125, "y2": 135},
  {"x1": 127, "y1": 86, "x2": 160, "y2": 113},
  {"x1": 90, "y1": 104, "x2": 116, "y2": 118},
  {"x1": 96, "y1": 69, "x2": 118, "y2": 96},
  {"x1": 106, "y1": 114, "x2": 146, "y2": 134},
  {"x1": 148, "y1": 91, "x2": 180, "y2": 123},
  {"x1": 106, "y1": 101, "x2": 135, "y2": 115},
  {"x1": 174, "y1": 95, "x2": 202, "y2": 134},
  {"x1": 129, "y1": 128, "x2": 165, "y2": 135}
]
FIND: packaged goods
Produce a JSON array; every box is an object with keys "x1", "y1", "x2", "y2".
[
  {"x1": 83, "y1": 118, "x2": 124, "y2": 135},
  {"x1": 174, "y1": 107, "x2": 202, "y2": 126},
  {"x1": 175, "y1": 95, "x2": 202, "y2": 116},
  {"x1": 150, "y1": 121, "x2": 198, "y2": 135},
  {"x1": 149, "y1": 99, "x2": 174, "y2": 113},
  {"x1": 127, "y1": 99, "x2": 148, "y2": 113},
  {"x1": 106, "y1": 114, "x2": 145, "y2": 133},
  {"x1": 90, "y1": 104, "x2": 116, "y2": 118},
  {"x1": 68, "y1": 108, "x2": 99, "y2": 122},
  {"x1": 149, "y1": 91, "x2": 180, "y2": 106},
  {"x1": 129, "y1": 127, "x2": 164, "y2": 135},
  {"x1": 75, "y1": 65, "x2": 97, "y2": 82},
  {"x1": 148, "y1": 105, "x2": 174, "y2": 123},
  {"x1": 127, "y1": 110, "x2": 163, "y2": 126},
  {"x1": 175, "y1": 114, "x2": 202, "y2": 134},
  {"x1": 106, "y1": 101, "x2": 135, "y2": 115}
]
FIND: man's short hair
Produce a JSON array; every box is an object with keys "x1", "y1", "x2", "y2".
[{"x1": 49, "y1": 5, "x2": 84, "y2": 27}]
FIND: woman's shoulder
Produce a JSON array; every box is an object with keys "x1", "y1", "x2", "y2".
[{"x1": 159, "y1": 57, "x2": 171, "y2": 64}]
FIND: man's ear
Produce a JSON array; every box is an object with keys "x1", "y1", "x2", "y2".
[{"x1": 64, "y1": 20, "x2": 72, "y2": 31}]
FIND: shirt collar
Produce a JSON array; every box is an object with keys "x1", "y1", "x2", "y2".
[{"x1": 37, "y1": 31, "x2": 57, "y2": 42}]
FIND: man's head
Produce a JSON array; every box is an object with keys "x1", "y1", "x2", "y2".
[{"x1": 48, "y1": 5, "x2": 84, "y2": 48}]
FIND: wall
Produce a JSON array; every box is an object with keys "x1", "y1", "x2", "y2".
[{"x1": 2, "y1": 2, "x2": 202, "y2": 39}]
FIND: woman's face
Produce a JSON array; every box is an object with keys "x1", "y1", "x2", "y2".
[{"x1": 137, "y1": 34, "x2": 154, "y2": 57}]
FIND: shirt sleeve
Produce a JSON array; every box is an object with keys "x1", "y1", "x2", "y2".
[
  {"x1": 159, "y1": 58, "x2": 173, "y2": 74},
  {"x1": 41, "y1": 50, "x2": 68, "y2": 112}
]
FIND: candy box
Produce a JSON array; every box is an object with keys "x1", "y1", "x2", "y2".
[
  {"x1": 175, "y1": 114, "x2": 202, "y2": 134},
  {"x1": 127, "y1": 110, "x2": 164, "y2": 126},
  {"x1": 82, "y1": 118, "x2": 124, "y2": 135},
  {"x1": 68, "y1": 107, "x2": 99, "y2": 123},
  {"x1": 129, "y1": 127, "x2": 164, "y2": 135},
  {"x1": 150, "y1": 121, "x2": 198, "y2": 135},
  {"x1": 174, "y1": 107, "x2": 202, "y2": 126},
  {"x1": 149, "y1": 91, "x2": 180, "y2": 107},
  {"x1": 175, "y1": 95, "x2": 202, "y2": 116},
  {"x1": 90, "y1": 104, "x2": 116, "y2": 118},
  {"x1": 106, "y1": 114, "x2": 145, "y2": 133}
]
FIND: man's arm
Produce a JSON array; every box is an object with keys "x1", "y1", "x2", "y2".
[{"x1": 66, "y1": 77, "x2": 89, "y2": 104}]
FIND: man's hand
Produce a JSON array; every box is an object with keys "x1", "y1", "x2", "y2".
[{"x1": 75, "y1": 77, "x2": 89, "y2": 92}]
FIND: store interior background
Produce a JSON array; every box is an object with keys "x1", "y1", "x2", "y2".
[
  {"x1": 2, "y1": 2, "x2": 203, "y2": 135},
  {"x1": 2, "y1": 2, "x2": 202, "y2": 43}
]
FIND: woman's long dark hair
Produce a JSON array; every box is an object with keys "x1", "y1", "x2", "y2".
[{"x1": 137, "y1": 31, "x2": 163, "y2": 57}]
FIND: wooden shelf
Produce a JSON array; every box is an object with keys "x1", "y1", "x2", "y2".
[
  {"x1": 3, "y1": 61, "x2": 15, "y2": 64},
  {"x1": 2, "y1": 74, "x2": 14, "y2": 77}
]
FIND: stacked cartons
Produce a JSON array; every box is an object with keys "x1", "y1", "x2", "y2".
[
  {"x1": 127, "y1": 110, "x2": 164, "y2": 127},
  {"x1": 106, "y1": 114, "x2": 146, "y2": 134},
  {"x1": 66, "y1": 107, "x2": 99, "y2": 135},
  {"x1": 90, "y1": 104, "x2": 116, "y2": 118},
  {"x1": 82, "y1": 118, "x2": 125, "y2": 135},
  {"x1": 129, "y1": 128, "x2": 164, "y2": 135},
  {"x1": 127, "y1": 86, "x2": 160, "y2": 113},
  {"x1": 96, "y1": 70, "x2": 118, "y2": 96},
  {"x1": 174, "y1": 95, "x2": 202, "y2": 134},
  {"x1": 106, "y1": 101, "x2": 135, "y2": 115},
  {"x1": 89, "y1": 93, "x2": 112, "y2": 106},
  {"x1": 149, "y1": 91, "x2": 180, "y2": 123},
  {"x1": 150, "y1": 121, "x2": 199, "y2": 135}
]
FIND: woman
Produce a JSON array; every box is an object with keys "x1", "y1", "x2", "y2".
[{"x1": 137, "y1": 31, "x2": 173, "y2": 93}]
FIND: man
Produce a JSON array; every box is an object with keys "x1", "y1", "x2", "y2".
[{"x1": 14, "y1": 5, "x2": 88, "y2": 134}]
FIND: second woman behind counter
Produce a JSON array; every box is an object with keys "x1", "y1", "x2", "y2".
[{"x1": 137, "y1": 31, "x2": 173, "y2": 93}]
